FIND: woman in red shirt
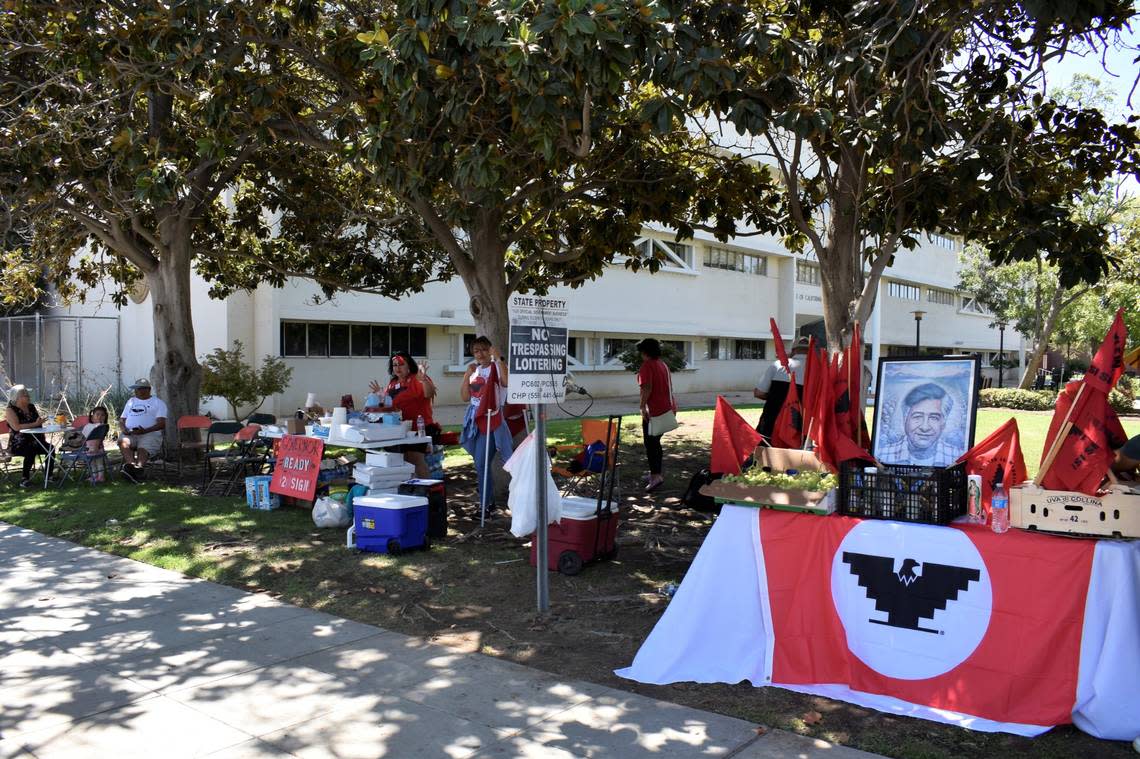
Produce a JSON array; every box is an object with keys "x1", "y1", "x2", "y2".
[
  {"x1": 369, "y1": 351, "x2": 436, "y2": 477},
  {"x1": 636, "y1": 338, "x2": 676, "y2": 493}
]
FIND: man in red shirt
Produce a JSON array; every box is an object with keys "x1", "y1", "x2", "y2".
[{"x1": 637, "y1": 338, "x2": 676, "y2": 493}]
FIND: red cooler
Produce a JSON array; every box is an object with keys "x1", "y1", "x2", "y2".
[{"x1": 530, "y1": 495, "x2": 619, "y2": 575}]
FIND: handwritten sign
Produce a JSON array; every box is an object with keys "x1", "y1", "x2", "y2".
[{"x1": 270, "y1": 435, "x2": 324, "y2": 501}]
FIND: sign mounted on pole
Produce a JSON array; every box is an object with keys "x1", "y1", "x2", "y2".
[{"x1": 507, "y1": 294, "x2": 569, "y2": 405}]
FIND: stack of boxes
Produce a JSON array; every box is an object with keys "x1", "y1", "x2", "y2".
[{"x1": 353, "y1": 451, "x2": 415, "y2": 494}]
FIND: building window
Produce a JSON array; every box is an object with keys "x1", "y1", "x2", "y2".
[
  {"x1": 796, "y1": 262, "x2": 821, "y2": 286},
  {"x1": 602, "y1": 338, "x2": 638, "y2": 363},
  {"x1": 328, "y1": 324, "x2": 351, "y2": 357},
  {"x1": 307, "y1": 323, "x2": 329, "y2": 357},
  {"x1": 704, "y1": 246, "x2": 767, "y2": 275},
  {"x1": 928, "y1": 233, "x2": 957, "y2": 250},
  {"x1": 960, "y1": 295, "x2": 990, "y2": 315},
  {"x1": 888, "y1": 281, "x2": 921, "y2": 301},
  {"x1": 707, "y1": 338, "x2": 721, "y2": 360},
  {"x1": 632, "y1": 237, "x2": 694, "y2": 270},
  {"x1": 281, "y1": 321, "x2": 426, "y2": 358},
  {"x1": 927, "y1": 288, "x2": 955, "y2": 306},
  {"x1": 734, "y1": 339, "x2": 766, "y2": 360}
]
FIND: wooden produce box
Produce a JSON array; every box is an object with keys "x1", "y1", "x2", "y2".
[
  {"x1": 1010, "y1": 483, "x2": 1140, "y2": 539},
  {"x1": 700, "y1": 448, "x2": 836, "y2": 516}
]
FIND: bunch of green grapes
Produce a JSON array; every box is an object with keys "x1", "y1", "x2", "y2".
[{"x1": 724, "y1": 468, "x2": 838, "y2": 492}]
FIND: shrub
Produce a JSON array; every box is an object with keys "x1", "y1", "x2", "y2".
[
  {"x1": 201, "y1": 341, "x2": 294, "y2": 420},
  {"x1": 979, "y1": 388, "x2": 1056, "y2": 411},
  {"x1": 1110, "y1": 374, "x2": 1137, "y2": 415}
]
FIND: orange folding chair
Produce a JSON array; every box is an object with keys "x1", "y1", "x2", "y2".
[{"x1": 550, "y1": 417, "x2": 623, "y2": 498}]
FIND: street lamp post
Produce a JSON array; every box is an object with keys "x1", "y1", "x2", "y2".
[
  {"x1": 995, "y1": 319, "x2": 1008, "y2": 389},
  {"x1": 911, "y1": 310, "x2": 926, "y2": 353}
]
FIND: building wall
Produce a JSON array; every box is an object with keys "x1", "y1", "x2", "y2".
[{"x1": 40, "y1": 229, "x2": 1023, "y2": 418}]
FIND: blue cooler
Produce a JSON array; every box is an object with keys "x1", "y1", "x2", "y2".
[{"x1": 352, "y1": 493, "x2": 429, "y2": 555}]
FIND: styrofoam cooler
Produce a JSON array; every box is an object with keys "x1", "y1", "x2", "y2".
[
  {"x1": 353, "y1": 462, "x2": 415, "y2": 490},
  {"x1": 351, "y1": 493, "x2": 429, "y2": 554},
  {"x1": 365, "y1": 451, "x2": 404, "y2": 467},
  {"x1": 529, "y1": 495, "x2": 619, "y2": 575}
]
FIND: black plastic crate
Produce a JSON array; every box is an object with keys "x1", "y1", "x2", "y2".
[{"x1": 838, "y1": 462, "x2": 966, "y2": 524}]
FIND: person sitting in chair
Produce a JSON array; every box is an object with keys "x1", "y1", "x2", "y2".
[
  {"x1": 1112, "y1": 435, "x2": 1140, "y2": 481},
  {"x1": 5, "y1": 385, "x2": 48, "y2": 488},
  {"x1": 118, "y1": 378, "x2": 167, "y2": 481}
]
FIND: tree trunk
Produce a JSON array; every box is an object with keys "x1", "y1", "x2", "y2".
[
  {"x1": 1018, "y1": 288, "x2": 1066, "y2": 389},
  {"x1": 147, "y1": 237, "x2": 201, "y2": 441},
  {"x1": 458, "y1": 224, "x2": 512, "y2": 352}
]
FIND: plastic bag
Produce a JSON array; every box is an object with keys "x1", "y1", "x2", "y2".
[
  {"x1": 504, "y1": 432, "x2": 562, "y2": 538},
  {"x1": 313, "y1": 495, "x2": 352, "y2": 528}
]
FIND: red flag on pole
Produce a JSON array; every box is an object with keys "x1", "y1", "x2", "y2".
[
  {"x1": 847, "y1": 322, "x2": 866, "y2": 448},
  {"x1": 770, "y1": 318, "x2": 791, "y2": 371},
  {"x1": 956, "y1": 417, "x2": 1028, "y2": 510},
  {"x1": 801, "y1": 338, "x2": 823, "y2": 442},
  {"x1": 475, "y1": 361, "x2": 503, "y2": 434},
  {"x1": 809, "y1": 355, "x2": 874, "y2": 472},
  {"x1": 711, "y1": 396, "x2": 764, "y2": 474},
  {"x1": 769, "y1": 319, "x2": 804, "y2": 448},
  {"x1": 1039, "y1": 310, "x2": 1128, "y2": 494}
]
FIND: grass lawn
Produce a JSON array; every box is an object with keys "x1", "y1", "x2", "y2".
[{"x1": 1, "y1": 406, "x2": 1137, "y2": 759}]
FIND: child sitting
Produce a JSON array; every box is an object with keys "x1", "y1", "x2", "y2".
[{"x1": 82, "y1": 406, "x2": 110, "y2": 483}]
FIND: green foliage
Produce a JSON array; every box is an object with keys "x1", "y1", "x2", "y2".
[
  {"x1": 979, "y1": 388, "x2": 1057, "y2": 411},
  {"x1": 618, "y1": 342, "x2": 687, "y2": 374},
  {"x1": 724, "y1": 469, "x2": 838, "y2": 493},
  {"x1": 1110, "y1": 375, "x2": 1137, "y2": 416},
  {"x1": 200, "y1": 341, "x2": 293, "y2": 420}
]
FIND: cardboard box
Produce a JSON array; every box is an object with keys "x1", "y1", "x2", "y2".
[
  {"x1": 699, "y1": 448, "x2": 836, "y2": 515},
  {"x1": 366, "y1": 451, "x2": 404, "y2": 467},
  {"x1": 1010, "y1": 482, "x2": 1140, "y2": 539},
  {"x1": 286, "y1": 417, "x2": 306, "y2": 435}
]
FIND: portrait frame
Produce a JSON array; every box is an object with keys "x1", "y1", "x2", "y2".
[{"x1": 871, "y1": 356, "x2": 981, "y2": 467}]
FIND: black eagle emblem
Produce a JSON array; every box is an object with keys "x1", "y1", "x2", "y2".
[{"x1": 842, "y1": 552, "x2": 980, "y2": 634}]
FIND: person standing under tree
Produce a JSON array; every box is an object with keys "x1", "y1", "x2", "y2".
[
  {"x1": 754, "y1": 336, "x2": 808, "y2": 442},
  {"x1": 637, "y1": 338, "x2": 676, "y2": 493},
  {"x1": 460, "y1": 336, "x2": 513, "y2": 511}
]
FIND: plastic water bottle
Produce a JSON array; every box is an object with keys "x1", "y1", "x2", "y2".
[
  {"x1": 416, "y1": 415, "x2": 425, "y2": 436},
  {"x1": 383, "y1": 394, "x2": 391, "y2": 408},
  {"x1": 991, "y1": 481, "x2": 1010, "y2": 534}
]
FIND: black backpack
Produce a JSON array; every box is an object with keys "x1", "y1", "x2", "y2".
[{"x1": 681, "y1": 468, "x2": 722, "y2": 513}]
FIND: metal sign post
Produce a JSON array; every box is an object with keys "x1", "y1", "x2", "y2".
[
  {"x1": 533, "y1": 403, "x2": 549, "y2": 613},
  {"x1": 506, "y1": 294, "x2": 568, "y2": 615}
]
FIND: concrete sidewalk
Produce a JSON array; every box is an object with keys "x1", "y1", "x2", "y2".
[{"x1": 0, "y1": 523, "x2": 878, "y2": 759}]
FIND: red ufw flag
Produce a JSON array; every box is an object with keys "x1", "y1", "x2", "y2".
[
  {"x1": 475, "y1": 361, "x2": 504, "y2": 434},
  {"x1": 769, "y1": 319, "x2": 804, "y2": 448},
  {"x1": 759, "y1": 510, "x2": 1095, "y2": 727},
  {"x1": 800, "y1": 338, "x2": 822, "y2": 438},
  {"x1": 1040, "y1": 310, "x2": 1128, "y2": 494},
  {"x1": 711, "y1": 396, "x2": 763, "y2": 474},
  {"x1": 809, "y1": 355, "x2": 873, "y2": 472},
  {"x1": 956, "y1": 417, "x2": 1027, "y2": 510}
]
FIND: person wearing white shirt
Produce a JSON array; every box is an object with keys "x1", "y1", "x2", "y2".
[
  {"x1": 753, "y1": 337, "x2": 808, "y2": 442},
  {"x1": 118, "y1": 378, "x2": 167, "y2": 479}
]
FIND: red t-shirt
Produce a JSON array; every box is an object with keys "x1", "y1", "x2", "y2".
[
  {"x1": 385, "y1": 375, "x2": 434, "y2": 425},
  {"x1": 637, "y1": 358, "x2": 675, "y2": 417}
]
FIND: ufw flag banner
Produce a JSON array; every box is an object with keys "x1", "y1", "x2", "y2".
[
  {"x1": 711, "y1": 395, "x2": 763, "y2": 475},
  {"x1": 1040, "y1": 309, "x2": 1128, "y2": 494},
  {"x1": 956, "y1": 417, "x2": 1027, "y2": 510}
]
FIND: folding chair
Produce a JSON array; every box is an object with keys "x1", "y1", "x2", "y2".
[
  {"x1": 0, "y1": 421, "x2": 20, "y2": 487},
  {"x1": 55, "y1": 424, "x2": 110, "y2": 486},
  {"x1": 71, "y1": 415, "x2": 90, "y2": 429},
  {"x1": 176, "y1": 415, "x2": 213, "y2": 479},
  {"x1": 202, "y1": 424, "x2": 266, "y2": 496},
  {"x1": 201, "y1": 420, "x2": 243, "y2": 490},
  {"x1": 550, "y1": 416, "x2": 624, "y2": 499}
]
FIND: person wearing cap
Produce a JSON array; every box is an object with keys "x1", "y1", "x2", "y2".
[
  {"x1": 1112, "y1": 435, "x2": 1140, "y2": 480},
  {"x1": 118, "y1": 378, "x2": 167, "y2": 479},
  {"x1": 753, "y1": 336, "x2": 809, "y2": 442}
]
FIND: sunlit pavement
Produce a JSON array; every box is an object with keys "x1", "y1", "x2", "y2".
[{"x1": 0, "y1": 523, "x2": 879, "y2": 758}]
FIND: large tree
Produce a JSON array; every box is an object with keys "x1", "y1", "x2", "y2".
[
  {"x1": 666, "y1": 0, "x2": 1140, "y2": 351},
  {"x1": 266, "y1": 0, "x2": 781, "y2": 349},
  {"x1": 0, "y1": 2, "x2": 396, "y2": 427}
]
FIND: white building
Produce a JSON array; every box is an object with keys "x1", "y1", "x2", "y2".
[{"x1": 21, "y1": 227, "x2": 1021, "y2": 417}]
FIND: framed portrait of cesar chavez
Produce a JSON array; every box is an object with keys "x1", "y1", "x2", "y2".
[{"x1": 871, "y1": 356, "x2": 981, "y2": 467}]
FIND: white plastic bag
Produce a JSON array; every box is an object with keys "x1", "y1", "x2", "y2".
[
  {"x1": 504, "y1": 432, "x2": 562, "y2": 538},
  {"x1": 313, "y1": 496, "x2": 352, "y2": 528}
]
